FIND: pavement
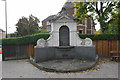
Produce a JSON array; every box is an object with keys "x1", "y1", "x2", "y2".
[
  {"x1": 0, "y1": 54, "x2": 2, "y2": 61},
  {"x1": 2, "y1": 59, "x2": 118, "y2": 78},
  {"x1": 0, "y1": 54, "x2": 2, "y2": 79}
]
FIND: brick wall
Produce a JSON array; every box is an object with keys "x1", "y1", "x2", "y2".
[
  {"x1": 87, "y1": 18, "x2": 92, "y2": 34},
  {"x1": 77, "y1": 25, "x2": 85, "y2": 34},
  {"x1": 42, "y1": 21, "x2": 47, "y2": 29}
]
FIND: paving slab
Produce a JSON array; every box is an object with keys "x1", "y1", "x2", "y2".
[
  {"x1": 2, "y1": 59, "x2": 118, "y2": 78},
  {"x1": 0, "y1": 54, "x2": 2, "y2": 80}
]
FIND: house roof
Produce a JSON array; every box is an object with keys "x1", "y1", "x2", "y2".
[
  {"x1": 63, "y1": 2, "x2": 74, "y2": 9},
  {"x1": 48, "y1": 11, "x2": 78, "y2": 22},
  {"x1": 0, "y1": 29, "x2": 5, "y2": 32},
  {"x1": 42, "y1": 15, "x2": 56, "y2": 22},
  {"x1": 42, "y1": 2, "x2": 74, "y2": 22}
]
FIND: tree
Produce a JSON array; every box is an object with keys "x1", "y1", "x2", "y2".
[
  {"x1": 117, "y1": 2, "x2": 120, "y2": 37},
  {"x1": 104, "y1": 19, "x2": 118, "y2": 34},
  {"x1": 16, "y1": 15, "x2": 40, "y2": 36},
  {"x1": 95, "y1": 29, "x2": 101, "y2": 34},
  {"x1": 104, "y1": 2, "x2": 120, "y2": 34},
  {"x1": 73, "y1": 2, "x2": 117, "y2": 33}
]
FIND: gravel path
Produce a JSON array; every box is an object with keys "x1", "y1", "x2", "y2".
[{"x1": 2, "y1": 59, "x2": 118, "y2": 78}]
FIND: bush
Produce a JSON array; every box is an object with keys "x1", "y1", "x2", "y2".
[
  {"x1": 2, "y1": 33, "x2": 119, "y2": 45},
  {"x1": 79, "y1": 34, "x2": 119, "y2": 40},
  {"x1": 2, "y1": 33, "x2": 50, "y2": 45},
  {"x1": 36, "y1": 29, "x2": 49, "y2": 33}
]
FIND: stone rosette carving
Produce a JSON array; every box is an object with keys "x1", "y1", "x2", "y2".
[
  {"x1": 84, "y1": 38, "x2": 93, "y2": 46},
  {"x1": 81, "y1": 38, "x2": 92, "y2": 46},
  {"x1": 36, "y1": 38, "x2": 46, "y2": 47}
]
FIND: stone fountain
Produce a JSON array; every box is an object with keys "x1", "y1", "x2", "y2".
[{"x1": 32, "y1": 12, "x2": 98, "y2": 72}]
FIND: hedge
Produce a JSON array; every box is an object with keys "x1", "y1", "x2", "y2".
[
  {"x1": 79, "y1": 34, "x2": 119, "y2": 40},
  {"x1": 2, "y1": 33, "x2": 119, "y2": 45},
  {"x1": 2, "y1": 33, "x2": 50, "y2": 45}
]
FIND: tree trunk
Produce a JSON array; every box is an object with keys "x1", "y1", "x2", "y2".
[{"x1": 100, "y1": 23, "x2": 104, "y2": 34}]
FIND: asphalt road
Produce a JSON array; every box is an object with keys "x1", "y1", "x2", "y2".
[{"x1": 2, "y1": 59, "x2": 118, "y2": 78}]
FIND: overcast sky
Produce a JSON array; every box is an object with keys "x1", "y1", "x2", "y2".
[{"x1": 0, "y1": 0, "x2": 100, "y2": 34}]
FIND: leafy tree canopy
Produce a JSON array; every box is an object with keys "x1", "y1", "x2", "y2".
[
  {"x1": 73, "y1": 2, "x2": 117, "y2": 33},
  {"x1": 104, "y1": 2, "x2": 120, "y2": 34},
  {"x1": 16, "y1": 15, "x2": 40, "y2": 37},
  {"x1": 117, "y1": 2, "x2": 120, "y2": 36}
]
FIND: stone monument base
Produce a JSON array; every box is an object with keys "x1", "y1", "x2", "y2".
[
  {"x1": 34, "y1": 46, "x2": 96, "y2": 63},
  {"x1": 30, "y1": 59, "x2": 97, "y2": 72}
]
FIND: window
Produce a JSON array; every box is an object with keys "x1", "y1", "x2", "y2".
[
  {"x1": 46, "y1": 27, "x2": 51, "y2": 31},
  {"x1": 79, "y1": 30, "x2": 83, "y2": 34},
  {"x1": 46, "y1": 21, "x2": 51, "y2": 25}
]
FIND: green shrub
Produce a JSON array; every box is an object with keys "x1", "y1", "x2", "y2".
[
  {"x1": 2, "y1": 33, "x2": 119, "y2": 45},
  {"x1": 2, "y1": 33, "x2": 50, "y2": 45},
  {"x1": 79, "y1": 34, "x2": 119, "y2": 40},
  {"x1": 36, "y1": 29, "x2": 49, "y2": 33}
]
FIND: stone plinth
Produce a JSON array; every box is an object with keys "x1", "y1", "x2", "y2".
[{"x1": 34, "y1": 46, "x2": 96, "y2": 63}]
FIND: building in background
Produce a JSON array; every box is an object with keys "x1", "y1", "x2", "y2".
[
  {"x1": 42, "y1": 2, "x2": 96, "y2": 34},
  {"x1": 0, "y1": 29, "x2": 6, "y2": 39}
]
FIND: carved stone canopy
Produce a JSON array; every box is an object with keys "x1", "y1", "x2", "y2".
[
  {"x1": 48, "y1": 11, "x2": 78, "y2": 22},
  {"x1": 36, "y1": 12, "x2": 93, "y2": 47}
]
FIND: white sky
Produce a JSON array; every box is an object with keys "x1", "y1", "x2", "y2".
[{"x1": 0, "y1": 0, "x2": 100, "y2": 34}]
